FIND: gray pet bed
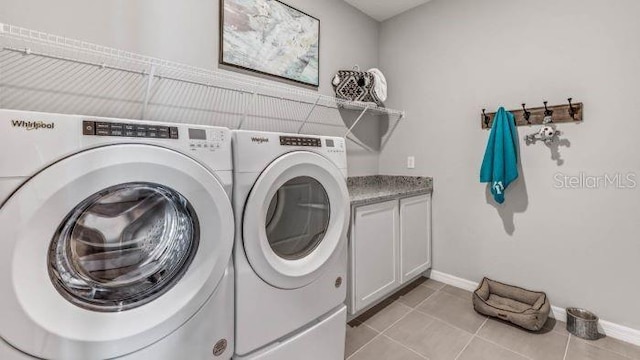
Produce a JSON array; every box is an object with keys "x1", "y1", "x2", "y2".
[{"x1": 473, "y1": 278, "x2": 551, "y2": 331}]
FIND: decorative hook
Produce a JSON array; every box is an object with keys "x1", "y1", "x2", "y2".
[
  {"x1": 543, "y1": 101, "x2": 553, "y2": 117},
  {"x1": 568, "y1": 98, "x2": 576, "y2": 120},
  {"x1": 521, "y1": 103, "x2": 531, "y2": 124},
  {"x1": 482, "y1": 109, "x2": 490, "y2": 127},
  {"x1": 543, "y1": 101, "x2": 553, "y2": 123}
]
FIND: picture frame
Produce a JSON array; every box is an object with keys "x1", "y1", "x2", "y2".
[{"x1": 219, "y1": 0, "x2": 320, "y2": 87}]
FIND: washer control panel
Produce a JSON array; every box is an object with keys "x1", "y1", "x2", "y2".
[
  {"x1": 325, "y1": 138, "x2": 345, "y2": 153},
  {"x1": 83, "y1": 120, "x2": 179, "y2": 139},
  {"x1": 188, "y1": 128, "x2": 227, "y2": 151},
  {"x1": 280, "y1": 136, "x2": 322, "y2": 147},
  {"x1": 82, "y1": 119, "x2": 228, "y2": 152}
]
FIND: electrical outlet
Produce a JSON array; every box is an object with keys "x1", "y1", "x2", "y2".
[{"x1": 407, "y1": 156, "x2": 415, "y2": 169}]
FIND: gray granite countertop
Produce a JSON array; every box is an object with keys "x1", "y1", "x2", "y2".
[{"x1": 348, "y1": 175, "x2": 433, "y2": 206}]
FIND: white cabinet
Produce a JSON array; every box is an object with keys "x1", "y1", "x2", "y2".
[
  {"x1": 400, "y1": 195, "x2": 432, "y2": 283},
  {"x1": 349, "y1": 194, "x2": 432, "y2": 315},
  {"x1": 350, "y1": 200, "x2": 399, "y2": 314}
]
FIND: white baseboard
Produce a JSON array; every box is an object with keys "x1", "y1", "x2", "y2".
[
  {"x1": 428, "y1": 270, "x2": 640, "y2": 346},
  {"x1": 429, "y1": 270, "x2": 478, "y2": 292}
]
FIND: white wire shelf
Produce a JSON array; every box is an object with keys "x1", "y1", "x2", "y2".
[{"x1": 0, "y1": 23, "x2": 405, "y2": 150}]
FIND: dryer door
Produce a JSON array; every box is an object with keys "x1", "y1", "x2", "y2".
[
  {"x1": 243, "y1": 151, "x2": 349, "y2": 289},
  {"x1": 0, "y1": 144, "x2": 233, "y2": 360}
]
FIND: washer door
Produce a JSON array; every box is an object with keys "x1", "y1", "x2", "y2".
[
  {"x1": 0, "y1": 145, "x2": 233, "y2": 360},
  {"x1": 243, "y1": 151, "x2": 349, "y2": 289}
]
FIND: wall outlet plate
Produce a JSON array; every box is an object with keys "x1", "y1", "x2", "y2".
[{"x1": 407, "y1": 156, "x2": 415, "y2": 169}]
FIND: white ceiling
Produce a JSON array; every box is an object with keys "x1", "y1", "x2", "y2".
[{"x1": 344, "y1": 0, "x2": 433, "y2": 22}]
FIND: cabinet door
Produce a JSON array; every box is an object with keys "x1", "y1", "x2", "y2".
[
  {"x1": 351, "y1": 200, "x2": 399, "y2": 313},
  {"x1": 399, "y1": 194, "x2": 432, "y2": 284}
]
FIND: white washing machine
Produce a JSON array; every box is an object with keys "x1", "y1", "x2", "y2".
[
  {"x1": 0, "y1": 110, "x2": 235, "y2": 360},
  {"x1": 232, "y1": 130, "x2": 349, "y2": 360}
]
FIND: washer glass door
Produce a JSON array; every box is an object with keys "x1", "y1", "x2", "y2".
[{"x1": 49, "y1": 182, "x2": 199, "y2": 312}]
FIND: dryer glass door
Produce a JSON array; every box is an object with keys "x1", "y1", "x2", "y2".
[
  {"x1": 265, "y1": 176, "x2": 330, "y2": 260},
  {"x1": 243, "y1": 151, "x2": 349, "y2": 289}
]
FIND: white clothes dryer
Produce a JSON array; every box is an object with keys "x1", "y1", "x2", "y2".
[
  {"x1": 0, "y1": 110, "x2": 235, "y2": 360},
  {"x1": 232, "y1": 130, "x2": 349, "y2": 360}
]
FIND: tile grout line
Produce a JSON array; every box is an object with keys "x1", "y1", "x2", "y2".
[
  {"x1": 412, "y1": 305, "x2": 486, "y2": 336},
  {"x1": 411, "y1": 286, "x2": 440, "y2": 309},
  {"x1": 475, "y1": 317, "x2": 490, "y2": 336},
  {"x1": 375, "y1": 302, "x2": 414, "y2": 333},
  {"x1": 381, "y1": 334, "x2": 430, "y2": 360},
  {"x1": 453, "y1": 317, "x2": 490, "y2": 360},
  {"x1": 421, "y1": 281, "x2": 446, "y2": 292},
  {"x1": 473, "y1": 333, "x2": 535, "y2": 360},
  {"x1": 411, "y1": 287, "x2": 488, "y2": 336},
  {"x1": 453, "y1": 334, "x2": 476, "y2": 360},
  {"x1": 346, "y1": 332, "x2": 382, "y2": 360},
  {"x1": 377, "y1": 305, "x2": 415, "y2": 333},
  {"x1": 347, "y1": 304, "x2": 417, "y2": 360},
  {"x1": 562, "y1": 334, "x2": 571, "y2": 360},
  {"x1": 368, "y1": 287, "x2": 444, "y2": 360},
  {"x1": 369, "y1": 303, "x2": 436, "y2": 359},
  {"x1": 569, "y1": 336, "x2": 639, "y2": 360},
  {"x1": 577, "y1": 337, "x2": 639, "y2": 360}
]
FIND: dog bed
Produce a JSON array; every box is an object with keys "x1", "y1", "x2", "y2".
[{"x1": 473, "y1": 278, "x2": 551, "y2": 331}]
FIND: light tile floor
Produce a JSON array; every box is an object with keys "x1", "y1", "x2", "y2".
[{"x1": 346, "y1": 278, "x2": 640, "y2": 360}]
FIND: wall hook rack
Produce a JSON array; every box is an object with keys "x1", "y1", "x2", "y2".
[{"x1": 481, "y1": 99, "x2": 583, "y2": 129}]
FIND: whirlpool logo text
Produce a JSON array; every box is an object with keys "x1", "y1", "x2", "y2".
[
  {"x1": 251, "y1": 137, "x2": 269, "y2": 144},
  {"x1": 11, "y1": 120, "x2": 55, "y2": 130}
]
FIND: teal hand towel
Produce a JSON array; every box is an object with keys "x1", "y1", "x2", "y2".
[{"x1": 480, "y1": 107, "x2": 519, "y2": 204}]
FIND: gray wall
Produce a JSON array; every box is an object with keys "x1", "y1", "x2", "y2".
[
  {"x1": 378, "y1": 0, "x2": 640, "y2": 329},
  {"x1": 0, "y1": 0, "x2": 381, "y2": 176}
]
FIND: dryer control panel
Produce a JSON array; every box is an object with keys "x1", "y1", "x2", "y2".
[{"x1": 280, "y1": 136, "x2": 322, "y2": 147}]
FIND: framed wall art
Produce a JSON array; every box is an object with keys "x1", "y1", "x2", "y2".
[{"x1": 220, "y1": 0, "x2": 320, "y2": 87}]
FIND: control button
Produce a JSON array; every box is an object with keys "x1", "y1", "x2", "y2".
[
  {"x1": 83, "y1": 121, "x2": 95, "y2": 135},
  {"x1": 124, "y1": 125, "x2": 135, "y2": 131},
  {"x1": 169, "y1": 127, "x2": 179, "y2": 139},
  {"x1": 125, "y1": 130, "x2": 136, "y2": 137},
  {"x1": 110, "y1": 124, "x2": 124, "y2": 131},
  {"x1": 158, "y1": 127, "x2": 169, "y2": 139},
  {"x1": 136, "y1": 131, "x2": 146, "y2": 137},
  {"x1": 96, "y1": 122, "x2": 110, "y2": 130},
  {"x1": 96, "y1": 129, "x2": 110, "y2": 136},
  {"x1": 110, "y1": 129, "x2": 123, "y2": 136},
  {"x1": 147, "y1": 126, "x2": 158, "y2": 132},
  {"x1": 148, "y1": 132, "x2": 158, "y2": 138}
]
